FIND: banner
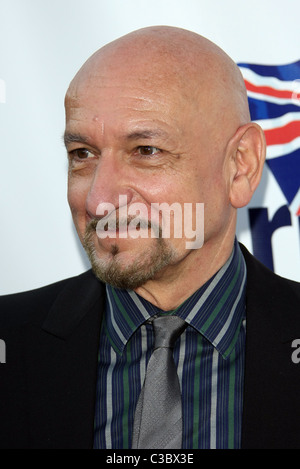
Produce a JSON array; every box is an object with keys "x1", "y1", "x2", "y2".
[{"x1": 237, "y1": 61, "x2": 300, "y2": 272}]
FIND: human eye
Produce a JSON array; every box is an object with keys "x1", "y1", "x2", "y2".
[
  {"x1": 69, "y1": 148, "x2": 95, "y2": 161},
  {"x1": 136, "y1": 146, "x2": 162, "y2": 157}
]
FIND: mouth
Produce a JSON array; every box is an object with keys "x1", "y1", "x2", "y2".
[{"x1": 88, "y1": 216, "x2": 154, "y2": 240}]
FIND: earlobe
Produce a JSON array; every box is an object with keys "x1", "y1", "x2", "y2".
[{"x1": 229, "y1": 122, "x2": 266, "y2": 208}]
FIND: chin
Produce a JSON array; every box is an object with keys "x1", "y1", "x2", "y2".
[{"x1": 84, "y1": 236, "x2": 176, "y2": 290}]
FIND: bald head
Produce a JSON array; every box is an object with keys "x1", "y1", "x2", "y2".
[{"x1": 66, "y1": 26, "x2": 250, "y2": 135}]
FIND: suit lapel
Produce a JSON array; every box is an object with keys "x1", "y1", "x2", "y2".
[
  {"x1": 240, "y1": 245, "x2": 300, "y2": 448},
  {"x1": 26, "y1": 271, "x2": 106, "y2": 448},
  {"x1": 42, "y1": 270, "x2": 105, "y2": 339}
]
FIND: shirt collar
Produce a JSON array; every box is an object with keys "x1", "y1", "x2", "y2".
[{"x1": 104, "y1": 239, "x2": 246, "y2": 358}]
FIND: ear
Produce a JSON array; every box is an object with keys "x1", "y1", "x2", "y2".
[{"x1": 228, "y1": 122, "x2": 266, "y2": 208}]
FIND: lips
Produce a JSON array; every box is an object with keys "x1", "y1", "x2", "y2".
[{"x1": 96, "y1": 218, "x2": 151, "y2": 239}]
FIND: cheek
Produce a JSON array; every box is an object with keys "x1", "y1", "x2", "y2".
[
  {"x1": 203, "y1": 179, "x2": 233, "y2": 237},
  {"x1": 187, "y1": 164, "x2": 230, "y2": 222},
  {"x1": 67, "y1": 178, "x2": 90, "y2": 236},
  {"x1": 67, "y1": 174, "x2": 89, "y2": 209}
]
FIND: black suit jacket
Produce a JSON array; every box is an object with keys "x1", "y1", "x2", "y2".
[{"x1": 0, "y1": 244, "x2": 299, "y2": 449}]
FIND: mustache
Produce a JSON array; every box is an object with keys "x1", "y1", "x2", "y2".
[{"x1": 85, "y1": 216, "x2": 161, "y2": 233}]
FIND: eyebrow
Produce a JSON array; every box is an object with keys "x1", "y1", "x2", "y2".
[
  {"x1": 63, "y1": 132, "x2": 91, "y2": 147},
  {"x1": 125, "y1": 129, "x2": 169, "y2": 141},
  {"x1": 63, "y1": 128, "x2": 169, "y2": 148}
]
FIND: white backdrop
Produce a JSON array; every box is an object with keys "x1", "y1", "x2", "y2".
[{"x1": 1, "y1": 0, "x2": 299, "y2": 294}]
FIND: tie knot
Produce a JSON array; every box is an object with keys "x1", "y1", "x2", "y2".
[{"x1": 152, "y1": 315, "x2": 187, "y2": 349}]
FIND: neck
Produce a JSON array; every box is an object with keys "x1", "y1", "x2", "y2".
[{"x1": 134, "y1": 234, "x2": 236, "y2": 311}]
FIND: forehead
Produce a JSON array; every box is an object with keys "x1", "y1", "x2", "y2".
[
  {"x1": 68, "y1": 76, "x2": 169, "y2": 111},
  {"x1": 65, "y1": 67, "x2": 195, "y2": 140}
]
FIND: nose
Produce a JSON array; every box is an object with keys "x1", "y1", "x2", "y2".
[{"x1": 85, "y1": 152, "x2": 133, "y2": 219}]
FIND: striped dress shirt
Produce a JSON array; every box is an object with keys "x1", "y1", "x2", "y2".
[{"x1": 93, "y1": 240, "x2": 247, "y2": 449}]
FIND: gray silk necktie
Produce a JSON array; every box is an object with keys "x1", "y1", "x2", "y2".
[{"x1": 132, "y1": 315, "x2": 187, "y2": 449}]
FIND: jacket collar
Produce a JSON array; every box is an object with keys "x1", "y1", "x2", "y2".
[
  {"x1": 240, "y1": 243, "x2": 300, "y2": 343},
  {"x1": 42, "y1": 245, "x2": 299, "y2": 343},
  {"x1": 42, "y1": 270, "x2": 105, "y2": 339}
]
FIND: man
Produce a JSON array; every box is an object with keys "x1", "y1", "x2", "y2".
[{"x1": 0, "y1": 26, "x2": 299, "y2": 449}]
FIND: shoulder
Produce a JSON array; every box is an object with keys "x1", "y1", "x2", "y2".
[
  {"x1": 239, "y1": 242, "x2": 300, "y2": 297},
  {"x1": 0, "y1": 270, "x2": 102, "y2": 328},
  {"x1": 239, "y1": 242, "x2": 300, "y2": 337}
]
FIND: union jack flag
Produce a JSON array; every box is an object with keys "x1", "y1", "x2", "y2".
[{"x1": 238, "y1": 61, "x2": 300, "y2": 216}]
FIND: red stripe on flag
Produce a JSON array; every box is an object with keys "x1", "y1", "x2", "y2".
[
  {"x1": 244, "y1": 79, "x2": 294, "y2": 99},
  {"x1": 264, "y1": 120, "x2": 300, "y2": 145}
]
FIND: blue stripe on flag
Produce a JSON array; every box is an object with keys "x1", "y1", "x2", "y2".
[
  {"x1": 248, "y1": 97, "x2": 300, "y2": 121},
  {"x1": 238, "y1": 61, "x2": 300, "y2": 81},
  {"x1": 266, "y1": 149, "x2": 300, "y2": 204}
]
